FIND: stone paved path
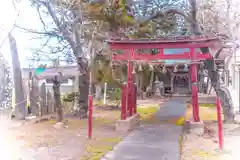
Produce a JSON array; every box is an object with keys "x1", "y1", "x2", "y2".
[{"x1": 103, "y1": 97, "x2": 186, "y2": 160}]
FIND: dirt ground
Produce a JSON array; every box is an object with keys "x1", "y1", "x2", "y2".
[
  {"x1": 1, "y1": 98, "x2": 164, "y2": 160},
  {"x1": 1, "y1": 107, "x2": 124, "y2": 160},
  {"x1": 182, "y1": 106, "x2": 240, "y2": 160}
]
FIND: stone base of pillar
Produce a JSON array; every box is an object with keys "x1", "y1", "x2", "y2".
[
  {"x1": 185, "y1": 120, "x2": 204, "y2": 136},
  {"x1": 142, "y1": 92, "x2": 146, "y2": 99},
  {"x1": 116, "y1": 114, "x2": 140, "y2": 133}
]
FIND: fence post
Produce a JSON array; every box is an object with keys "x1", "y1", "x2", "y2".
[
  {"x1": 216, "y1": 96, "x2": 223, "y2": 150},
  {"x1": 88, "y1": 95, "x2": 93, "y2": 139}
]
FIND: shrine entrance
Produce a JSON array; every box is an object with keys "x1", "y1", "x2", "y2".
[
  {"x1": 107, "y1": 36, "x2": 221, "y2": 122},
  {"x1": 173, "y1": 74, "x2": 190, "y2": 94}
]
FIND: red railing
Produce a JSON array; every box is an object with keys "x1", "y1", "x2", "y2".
[{"x1": 216, "y1": 96, "x2": 223, "y2": 150}]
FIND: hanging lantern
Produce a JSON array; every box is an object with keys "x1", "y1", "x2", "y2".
[
  {"x1": 139, "y1": 63, "x2": 143, "y2": 71},
  {"x1": 154, "y1": 75, "x2": 160, "y2": 84},
  {"x1": 132, "y1": 63, "x2": 136, "y2": 74},
  {"x1": 173, "y1": 65, "x2": 178, "y2": 72},
  {"x1": 198, "y1": 68, "x2": 202, "y2": 74},
  {"x1": 184, "y1": 64, "x2": 188, "y2": 71}
]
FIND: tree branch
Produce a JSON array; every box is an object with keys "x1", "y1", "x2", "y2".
[
  {"x1": 189, "y1": 0, "x2": 197, "y2": 22},
  {"x1": 36, "y1": 5, "x2": 48, "y2": 31},
  {"x1": 15, "y1": 24, "x2": 63, "y2": 38},
  {"x1": 140, "y1": 8, "x2": 194, "y2": 26},
  {"x1": 39, "y1": 1, "x2": 81, "y2": 58}
]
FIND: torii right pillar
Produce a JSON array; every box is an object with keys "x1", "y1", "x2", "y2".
[{"x1": 190, "y1": 48, "x2": 200, "y2": 122}]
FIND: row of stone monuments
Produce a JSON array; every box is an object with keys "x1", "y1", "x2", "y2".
[{"x1": 28, "y1": 78, "x2": 56, "y2": 117}]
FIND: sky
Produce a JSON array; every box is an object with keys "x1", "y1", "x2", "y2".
[
  {"x1": 0, "y1": 0, "x2": 42, "y2": 68},
  {"x1": 1, "y1": 0, "x2": 240, "y2": 69}
]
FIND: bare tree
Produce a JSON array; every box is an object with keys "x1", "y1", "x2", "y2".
[
  {"x1": 198, "y1": 0, "x2": 240, "y2": 39},
  {"x1": 24, "y1": 0, "x2": 90, "y2": 116}
]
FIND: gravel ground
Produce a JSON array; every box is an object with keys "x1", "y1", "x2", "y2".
[
  {"x1": 0, "y1": 97, "x2": 169, "y2": 160},
  {"x1": 181, "y1": 121, "x2": 240, "y2": 160},
  {"x1": 0, "y1": 108, "x2": 124, "y2": 160}
]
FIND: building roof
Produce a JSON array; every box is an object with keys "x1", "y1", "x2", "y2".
[
  {"x1": 22, "y1": 65, "x2": 81, "y2": 79},
  {"x1": 107, "y1": 36, "x2": 219, "y2": 44}
]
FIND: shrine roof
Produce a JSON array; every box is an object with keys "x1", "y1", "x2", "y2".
[{"x1": 106, "y1": 35, "x2": 219, "y2": 44}]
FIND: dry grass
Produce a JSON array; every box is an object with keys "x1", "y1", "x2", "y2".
[
  {"x1": 72, "y1": 108, "x2": 122, "y2": 160},
  {"x1": 137, "y1": 104, "x2": 159, "y2": 121},
  {"x1": 137, "y1": 104, "x2": 185, "y2": 126},
  {"x1": 185, "y1": 104, "x2": 223, "y2": 121},
  {"x1": 200, "y1": 104, "x2": 216, "y2": 108},
  {"x1": 81, "y1": 137, "x2": 122, "y2": 160}
]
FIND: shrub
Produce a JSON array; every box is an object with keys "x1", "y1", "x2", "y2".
[
  {"x1": 62, "y1": 92, "x2": 79, "y2": 102},
  {"x1": 107, "y1": 88, "x2": 121, "y2": 106}
]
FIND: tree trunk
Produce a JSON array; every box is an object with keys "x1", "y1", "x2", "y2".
[
  {"x1": 76, "y1": 57, "x2": 89, "y2": 118},
  {"x1": 53, "y1": 76, "x2": 63, "y2": 122},
  {"x1": 78, "y1": 74, "x2": 89, "y2": 115},
  {"x1": 203, "y1": 58, "x2": 235, "y2": 123}
]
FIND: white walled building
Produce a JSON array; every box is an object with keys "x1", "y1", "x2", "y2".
[
  {"x1": 224, "y1": 42, "x2": 240, "y2": 113},
  {"x1": 21, "y1": 66, "x2": 81, "y2": 94}
]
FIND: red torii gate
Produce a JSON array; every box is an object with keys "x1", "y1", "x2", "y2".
[{"x1": 106, "y1": 36, "x2": 221, "y2": 122}]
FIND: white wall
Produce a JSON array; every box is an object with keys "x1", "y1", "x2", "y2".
[
  {"x1": 38, "y1": 78, "x2": 75, "y2": 94},
  {"x1": 225, "y1": 49, "x2": 240, "y2": 113}
]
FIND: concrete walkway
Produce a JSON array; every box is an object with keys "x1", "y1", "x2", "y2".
[{"x1": 103, "y1": 97, "x2": 186, "y2": 160}]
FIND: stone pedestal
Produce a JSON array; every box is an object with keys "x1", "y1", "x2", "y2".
[
  {"x1": 185, "y1": 120, "x2": 204, "y2": 135},
  {"x1": 234, "y1": 113, "x2": 240, "y2": 124},
  {"x1": 155, "y1": 88, "x2": 161, "y2": 96},
  {"x1": 116, "y1": 114, "x2": 140, "y2": 133},
  {"x1": 142, "y1": 92, "x2": 147, "y2": 99}
]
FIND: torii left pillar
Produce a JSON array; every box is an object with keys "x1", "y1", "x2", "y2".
[
  {"x1": 190, "y1": 48, "x2": 200, "y2": 122},
  {"x1": 127, "y1": 60, "x2": 133, "y2": 117}
]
